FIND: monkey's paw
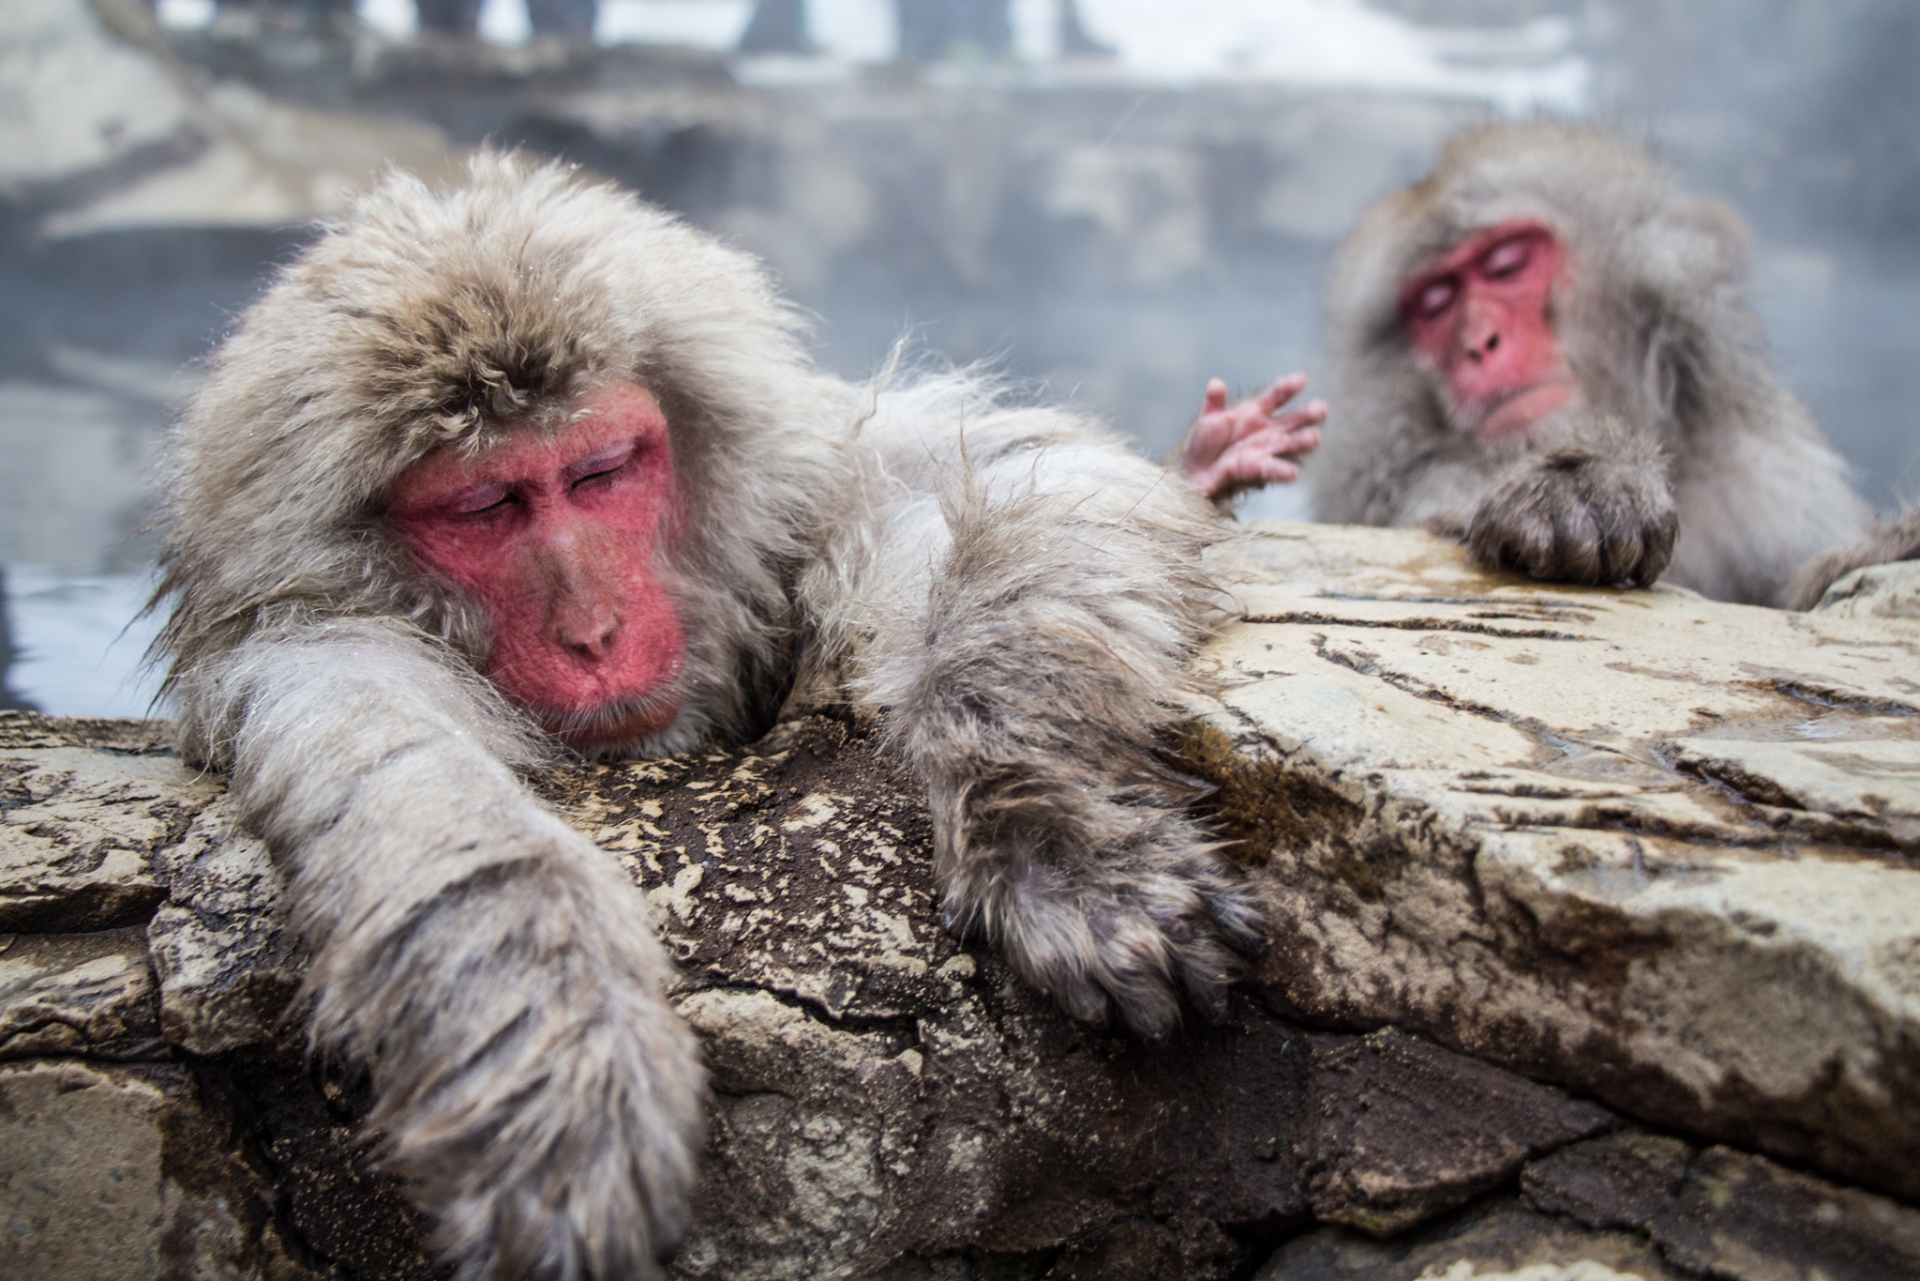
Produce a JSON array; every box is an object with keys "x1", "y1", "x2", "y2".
[
  {"x1": 1465, "y1": 444, "x2": 1677, "y2": 587},
  {"x1": 944, "y1": 806, "x2": 1265, "y2": 1039},
  {"x1": 321, "y1": 831, "x2": 708, "y2": 1281}
]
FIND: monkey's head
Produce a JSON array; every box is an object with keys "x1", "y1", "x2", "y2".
[
  {"x1": 157, "y1": 151, "x2": 854, "y2": 762},
  {"x1": 1326, "y1": 121, "x2": 1756, "y2": 453}
]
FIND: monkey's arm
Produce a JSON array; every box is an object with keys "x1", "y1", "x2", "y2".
[
  {"x1": 190, "y1": 622, "x2": 703, "y2": 1280},
  {"x1": 1171, "y1": 374, "x2": 1326, "y2": 502},
  {"x1": 837, "y1": 394, "x2": 1261, "y2": 1035},
  {"x1": 1784, "y1": 507, "x2": 1920, "y2": 610}
]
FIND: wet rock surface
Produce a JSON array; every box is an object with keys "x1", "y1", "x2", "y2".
[
  {"x1": 1, "y1": 526, "x2": 1917, "y2": 1278},
  {"x1": 1195, "y1": 524, "x2": 1920, "y2": 1205}
]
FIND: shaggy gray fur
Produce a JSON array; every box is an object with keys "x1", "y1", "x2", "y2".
[
  {"x1": 1784, "y1": 506, "x2": 1920, "y2": 610},
  {"x1": 153, "y1": 153, "x2": 1253, "y2": 1279},
  {"x1": 1315, "y1": 121, "x2": 1871, "y2": 605}
]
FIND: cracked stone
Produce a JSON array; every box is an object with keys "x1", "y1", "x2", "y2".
[
  {"x1": 1811, "y1": 559, "x2": 1920, "y2": 621},
  {"x1": 1194, "y1": 523, "x2": 1920, "y2": 1203},
  {"x1": 1520, "y1": 1131, "x2": 1693, "y2": 1232},
  {"x1": 1256, "y1": 1198, "x2": 1686, "y2": 1281},
  {"x1": 0, "y1": 926, "x2": 162, "y2": 1060},
  {"x1": 1300, "y1": 1027, "x2": 1616, "y2": 1236},
  {"x1": 0, "y1": 1058, "x2": 318, "y2": 1280},
  {"x1": 0, "y1": 525, "x2": 1915, "y2": 1276},
  {"x1": 0, "y1": 715, "x2": 215, "y2": 933},
  {"x1": 149, "y1": 800, "x2": 303, "y2": 1056},
  {"x1": 1653, "y1": 1146, "x2": 1920, "y2": 1281}
]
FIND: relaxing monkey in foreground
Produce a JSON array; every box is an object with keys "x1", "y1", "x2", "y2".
[
  {"x1": 1307, "y1": 121, "x2": 1887, "y2": 606},
  {"x1": 155, "y1": 153, "x2": 1270, "y2": 1279}
]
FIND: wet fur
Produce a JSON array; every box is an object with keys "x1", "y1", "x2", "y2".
[
  {"x1": 1316, "y1": 121, "x2": 1871, "y2": 605},
  {"x1": 154, "y1": 153, "x2": 1252, "y2": 1279}
]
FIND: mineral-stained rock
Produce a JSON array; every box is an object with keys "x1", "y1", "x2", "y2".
[
  {"x1": 0, "y1": 1058, "x2": 317, "y2": 1280},
  {"x1": 1652, "y1": 1146, "x2": 1920, "y2": 1281},
  {"x1": 1810, "y1": 558, "x2": 1920, "y2": 621},
  {"x1": 0, "y1": 720, "x2": 204, "y2": 932},
  {"x1": 0, "y1": 522, "x2": 1917, "y2": 1277},
  {"x1": 1195, "y1": 523, "x2": 1920, "y2": 1202},
  {"x1": 1520, "y1": 1131, "x2": 1694, "y2": 1232},
  {"x1": 149, "y1": 799, "x2": 302, "y2": 1056},
  {"x1": 1299, "y1": 1026, "x2": 1615, "y2": 1235},
  {"x1": 1257, "y1": 1198, "x2": 1685, "y2": 1281},
  {"x1": 0, "y1": 926, "x2": 162, "y2": 1060},
  {"x1": 1522, "y1": 1134, "x2": 1920, "y2": 1281}
]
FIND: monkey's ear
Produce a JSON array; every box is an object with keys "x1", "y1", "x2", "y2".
[{"x1": 1670, "y1": 197, "x2": 1752, "y2": 274}]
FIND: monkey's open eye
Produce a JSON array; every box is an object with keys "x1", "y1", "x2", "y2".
[
  {"x1": 1413, "y1": 278, "x2": 1458, "y2": 319},
  {"x1": 1481, "y1": 236, "x2": 1534, "y2": 280}
]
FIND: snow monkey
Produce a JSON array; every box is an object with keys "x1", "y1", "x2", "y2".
[
  {"x1": 1313, "y1": 120, "x2": 1873, "y2": 606},
  {"x1": 152, "y1": 152, "x2": 1263, "y2": 1279}
]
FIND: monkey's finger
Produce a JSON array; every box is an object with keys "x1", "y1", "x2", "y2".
[
  {"x1": 1202, "y1": 377, "x2": 1230, "y2": 414},
  {"x1": 1272, "y1": 400, "x2": 1327, "y2": 429},
  {"x1": 1254, "y1": 373, "x2": 1310, "y2": 415},
  {"x1": 1271, "y1": 424, "x2": 1322, "y2": 458},
  {"x1": 1552, "y1": 503, "x2": 1606, "y2": 584},
  {"x1": 1231, "y1": 423, "x2": 1320, "y2": 462},
  {"x1": 1594, "y1": 510, "x2": 1646, "y2": 585},
  {"x1": 1492, "y1": 513, "x2": 1557, "y2": 578}
]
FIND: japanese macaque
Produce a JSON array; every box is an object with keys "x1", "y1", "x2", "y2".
[
  {"x1": 1313, "y1": 121, "x2": 1873, "y2": 605},
  {"x1": 153, "y1": 153, "x2": 1260, "y2": 1279}
]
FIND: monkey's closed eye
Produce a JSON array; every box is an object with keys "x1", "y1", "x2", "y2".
[
  {"x1": 1414, "y1": 278, "x2": 1458, "y2": 319},
  {"x1": 1480, "y1": 236, "x2": 1533, "y2": 280},
  {"x1": 451, "y1": 485, "x2": 518, "y2": 518},
  {"x1": 568, "y1": 443, "x2": 641, "y2": 492}
]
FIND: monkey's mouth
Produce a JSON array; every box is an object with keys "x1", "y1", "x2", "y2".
[
  {"x1": 1473, "y1": 378, "x2": 1578, "y2": 441},
  {"x1": 538, "y1": 686, "x2": 684, "y2": 752}
]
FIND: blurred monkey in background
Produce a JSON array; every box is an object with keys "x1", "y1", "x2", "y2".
[{"x1": 1312, "y1": 121, "x2": 1875, "y2": 606}]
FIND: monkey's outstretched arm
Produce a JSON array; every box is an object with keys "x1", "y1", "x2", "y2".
[
  {"x1": 1785, "y1": 506, "x2": 1920, "y2": 610},
  {"x1": 839, "y1": 391, "x2": 1262, "y2": 1036},
  {"x1": 199, "y1": 621, "x2": 703, "y2": 1281}
]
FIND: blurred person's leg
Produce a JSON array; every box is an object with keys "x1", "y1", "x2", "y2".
[
  {"x1": 738, "y1": 0, "x2": 814, "y2": 54},
  {"x1": 1058, "y1": 0, "x2": 1111, "y2": 58},
  {"x1": 415, "y1": 0, "x2": 482, "y2": 36},
  {"x1": 528, "y1": 0, "x2": 596, "y2": 38}
]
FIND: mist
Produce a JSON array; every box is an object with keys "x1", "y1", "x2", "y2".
[{"x1": 3, "y1": 0, "x2": 1916, "y2": 713}]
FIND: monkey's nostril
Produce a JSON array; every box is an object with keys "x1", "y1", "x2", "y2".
[{"x1": 1486, "y1": 333, "x2": 1501, "y2": 351}]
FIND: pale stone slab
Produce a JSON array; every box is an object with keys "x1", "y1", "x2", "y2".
[
  {"x1": 1197, "y1": 523, "x2": 1920, "y2": 1202},
  {"x1": 0, "y1": 927, "x2": 161, "y2": 1060},
  {"x1": 0, "y1": 1059, "x2": 315, "y2": 1280},
  {"x1": 0, "y1": 741, "x2": 219, "y2": 932},
  {"x1": 148, "y1": 800, "x2": 302, "y2": 1056}
]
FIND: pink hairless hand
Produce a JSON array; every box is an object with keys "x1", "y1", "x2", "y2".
[{"x1": 1174, "y1": 373, "x2": 1326, "y2": 501}]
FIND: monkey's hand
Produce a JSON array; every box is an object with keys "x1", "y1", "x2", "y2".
[
  {"x1": 855, "y1": 414, "x2": 1263, "y2": 1037},
  {"x1": 1173, "y1": 374, "x2": 1326, "y2": 502},
  {"x1": 219, "y1": 628, "x2": 705, "y2": 1280},
  {"x1": 1464, "y1": 430, "x2": 1677, "y2": 587},
  {"x1": 925, "y1": 749, "x2": 1264, "y2": 1036}
]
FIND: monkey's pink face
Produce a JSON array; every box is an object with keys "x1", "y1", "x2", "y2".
[
  {"x1": 1401, "y1": 221, "x2": 1578, "y2": 441},
  {"x1": 386, "y1": 381, "x2": 687, "y2": 751}
]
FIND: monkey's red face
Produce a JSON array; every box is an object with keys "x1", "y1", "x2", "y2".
[
  {"x1": 1401, "y1": 221, "x2": 1577, "y2": 441},
  {"x1": 387, "y1": 381, "x2": 686, "y2": 751}
]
